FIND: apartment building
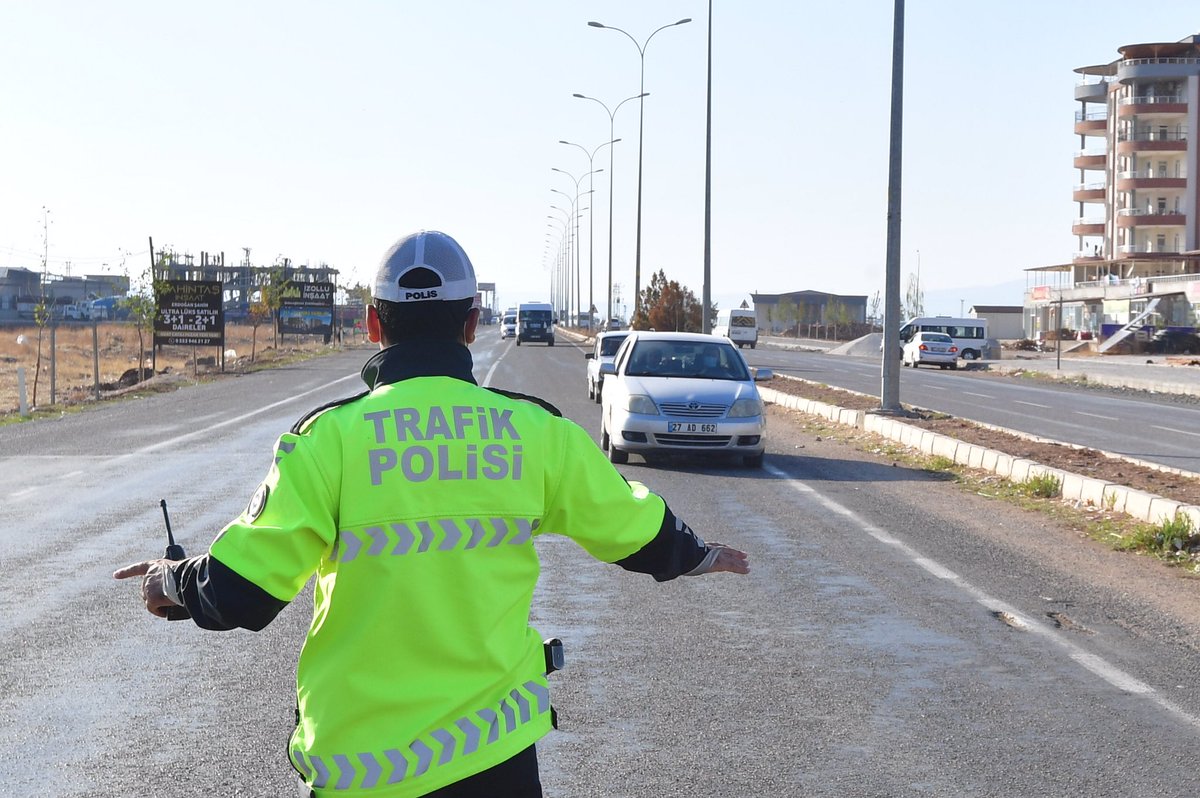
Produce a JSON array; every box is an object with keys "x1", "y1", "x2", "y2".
[{"x1": 1026, "y1": 33, "x2": 1200, "y2": 344}]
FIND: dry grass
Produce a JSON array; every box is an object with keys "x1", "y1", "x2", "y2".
[{"x1": 0, "y1": 322, "x2": 354, "y2": 415}]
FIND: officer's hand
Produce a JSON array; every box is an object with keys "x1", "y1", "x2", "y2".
[
  {"x1": 113, "y1": 559, "x2": 181, "y2": 618},
  {"x1": 705, "y1": 544, "x2": 749, "y2": 575}
]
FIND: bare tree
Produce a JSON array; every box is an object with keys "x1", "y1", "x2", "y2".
[
  {"x1": 904, "y1": 273, "x2": 925, "y2": 319},
  {"x1": 121, "y1": 253, "x2": 170, "y2": 383},
  {"x1": 248, "y1": 300, "x2": 271, "y2": 364},
  {"x1": 31, "y1": 208, "x2": 52, "y2": 408}
]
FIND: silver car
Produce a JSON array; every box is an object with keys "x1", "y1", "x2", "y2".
[
  {"x1": 902, "y1": 331, "x2": 959, "y2": 369},
  {"x1": 599, "y1": 331, "x2": 772, "y2": 468}
]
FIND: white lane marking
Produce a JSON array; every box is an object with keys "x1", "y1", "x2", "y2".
[
  {"x1": 924, "y1": 385, "x2": 946, "y2": 391},
  {"x1": 1151, "y1": 425, "x2": 1200, "y2": 438},
  {"x1": 1077, "y1": 411, "x2": 1119, "y2": 421},
  {"x1": 8, "y1": 487, "x2": 37, "y2": 499},
  {"x1": 132, "y1": 372, "x2": 361, "y2": 455},
  {"x1": 1014, "y1": 400, "x2": 1051, "y2": 409},
  {"x1": 963, "y1": 392, "x2": 994, "y2": 399},
  {"x1": 482, "y1": 342, "x2": 514, "y2": 387},
  {"x1": 763, "y1": 462, "x2": 1200, "y2": 726}
]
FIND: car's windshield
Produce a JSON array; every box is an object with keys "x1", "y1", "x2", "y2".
[
  {"x1": 625, "y1": 340, "x2": 749, "y2": 380},
  {"x1": 920, "y1": 333, "x2": 952, "y2": 343},
  {"x1": 600, "y1": 334, "x2": 629, "y2": 357},
  {"x1": 521, "y1": 310, "x2": 551, "y2": 323}
]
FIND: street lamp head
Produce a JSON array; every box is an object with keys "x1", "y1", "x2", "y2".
[
  {"x1": 587, "y1": 21, "x2": 605, "y2": 28},
  {"x1": 572, "y1": 93, "x2": 587, "y2": 99},
  {"x1": 675, "y1": 18, "x2": 692, "y2": 25}
]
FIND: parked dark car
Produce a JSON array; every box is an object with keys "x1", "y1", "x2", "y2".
[{"x1": 1149, "y1": 329, "x2": 1200, "y2": 355}]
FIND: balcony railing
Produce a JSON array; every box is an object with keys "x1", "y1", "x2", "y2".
[
  {"x1": 1074, "y1": 110, "x2": 1108, "y2": 122},
  {"x1": 1116, "y1": 170, "x2": 1185, "y2": 180},
  {"x1": 1119, "y1": 94, "x2": 1185, "y2": 105},
  {"x1": 1074, "y1": 218, "x2": 1106, "y2": 226},
  {"x1": 1075, "y1": 149, "x2": 1107, "y2": 158},
  {"x1": 1074, "y1": 182, "x2": 1105, "y2": 191},
  {"x1": 1116, "y1": 129, "x2": 1188, "y2": 142},
  {"x1": 1117, "y1": 208, "x2": 1185, "y2": 217},
  {"x1": 1121, "y1": 57, "x2": 1200, "y2": 67},
  {"x1": 1118, "y1": 244, "x2": 1184, "y2": 254}
]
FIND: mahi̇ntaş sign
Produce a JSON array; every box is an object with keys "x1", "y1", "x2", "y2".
[{"x1": 154, "y1": 280, "x2": 224, "y2": 347}]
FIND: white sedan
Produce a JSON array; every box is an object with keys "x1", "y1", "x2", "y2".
[
  {"x1": 903, "y1": 331, "x2": 959, "y2": 369},
  {"x1": 584, "y1": 331, "x2": 629, "y2": 403},
  {"x1": 598, "y1": 331, "x2": 771, "y2": 468}
]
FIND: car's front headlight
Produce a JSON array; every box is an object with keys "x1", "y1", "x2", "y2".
[
  {"x1": 626, "y1": 394, "x2": 659, "y2": 415},
  {"x1": 727, "y1": 397, "x2": 762, "y2": 418}
]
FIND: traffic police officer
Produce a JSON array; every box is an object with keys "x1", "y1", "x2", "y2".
[{"x1": 115, "y1": 230, "x2": 750, "y2": 797}]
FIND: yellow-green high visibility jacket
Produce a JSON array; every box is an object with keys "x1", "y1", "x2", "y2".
[{"x1": 170, "y1": 341, "x2": 712, "y2": 797}]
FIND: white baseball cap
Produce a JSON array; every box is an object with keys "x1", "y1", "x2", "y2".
[{"x1": 373, "y1": 230, "x2": 477, "y2": 303}]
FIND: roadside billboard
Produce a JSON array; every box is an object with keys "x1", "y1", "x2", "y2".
[
  {"x1": 154, "y1": 280, "x2": 224, "y2": 347},
  {"x1": 278, "y1": 282, "x2": 335, "y2": 338}
]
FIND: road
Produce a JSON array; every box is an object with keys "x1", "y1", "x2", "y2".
[
  {"x1": 3, "y1": 334, "x2": 1200, "y2": 796},
  {"x1": 745, "y1": 347, "x2": 1200, "y2": 474}
]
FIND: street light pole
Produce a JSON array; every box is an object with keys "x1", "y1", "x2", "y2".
[
  {"x1": 880, "y1": 0, "x2": 905, "y2": 412},
  {"x1": 550, "y1": 197, "x2": 574, "y2": 321},
  {"x1": 702, "y1": 0, "x2": 713, "y2": 334},
  {"x1": 561, "y1": 138, "x2": 619, "y2": 331},
  {"x1": 575, "y1": 91, "x2": 648, "y2": 329},
  {"x1": 589, "y1": 17, "x2": 691, "y2": 326},
  {"x1": 547, "y1": 211, "x2": 569, "y2": 317},
  {"x1": 552, "y1": 168, "x2": 600, "y2": 329}
]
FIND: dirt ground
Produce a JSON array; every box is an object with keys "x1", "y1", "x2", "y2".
[
  {"x1": 0, "y1": 322, "x2": 362, "y2": 416},
  {"x1": 763, "y1": 375, "x2": 1200, "y2": 508}
]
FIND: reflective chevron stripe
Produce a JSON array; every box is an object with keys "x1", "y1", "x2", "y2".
[
  {"x1": 274, "y1": 439, "x2": 296, "y2": 464},
  {"x1": 332, "y1": 517, "x2": 540, "y2": 562},
  {"x1": 293, "y1": 676, "x2": 550, "y2": 791}
]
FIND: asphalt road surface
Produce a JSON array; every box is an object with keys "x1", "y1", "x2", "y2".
[
  {"x1": 4, "y1": 334, "x2": 1200, "y2": 797},
  {"x1": 745, "y1": 347, "x2": 1200, "y2": 474}
]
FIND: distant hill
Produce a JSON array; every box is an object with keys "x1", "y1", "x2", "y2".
[{"x1": 922, "y1": 278, "x2": 1026, "y2": 317}]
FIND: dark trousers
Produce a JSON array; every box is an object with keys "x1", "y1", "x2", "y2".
[{"x1": 426, "y1": 745, "x2": 542, "y2": 797}]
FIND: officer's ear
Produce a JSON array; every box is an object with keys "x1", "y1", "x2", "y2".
[
  {"x1": 463, "y1": 306, "x2": 481, "y2": 345},
  {"x1": 366, "y1": 304, "x2": 384, "y2": 345}
]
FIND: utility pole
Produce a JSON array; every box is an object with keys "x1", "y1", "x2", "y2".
[{"x1": 879, "y1": 0, "x2": 905, "y2": 412}]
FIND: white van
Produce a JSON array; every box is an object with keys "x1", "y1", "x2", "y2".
[
  {"x1": 516, "y1": 302, "x2": 555, "y2": 346},
  {"x1": 897, "y1": 316, "x2": 989, "y2": 360},
  {"x1": 713, "y1": 308, "x2": 758, "y2": 349}
]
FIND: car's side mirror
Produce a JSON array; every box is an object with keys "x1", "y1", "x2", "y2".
[
  {"x1": 753, "y1": 367, "x2": 773, "y2": 381},
  {"x1": 584, "y1": 352, "x2": 594, "y2": 359},
  {"x1": 599, "y1": 363, "x2": 617, "y2": 376}
]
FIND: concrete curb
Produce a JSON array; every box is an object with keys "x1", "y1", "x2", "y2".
[
  {"x1": 985, "y1": 361, "x2": 1200, "y2": 399},
  {"x1": 759, "y1": 385, "x2": 1200, "y2": 529}
]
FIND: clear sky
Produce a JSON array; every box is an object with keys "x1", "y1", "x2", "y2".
[{"x1": 1, "y1": 2, "x2": 1197, "y2": 317}]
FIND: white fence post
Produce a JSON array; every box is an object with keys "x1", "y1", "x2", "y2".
[{"x1": 17, "y1": 366, "x2": 29, "y2": 416}]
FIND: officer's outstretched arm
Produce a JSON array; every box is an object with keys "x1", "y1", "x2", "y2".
[
  {"x1": 544, "y1": 421, "x2": 749, "y2": 581},
  {"x1": 614, "y1": 506, "x2": 749, "y2": 581}
]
